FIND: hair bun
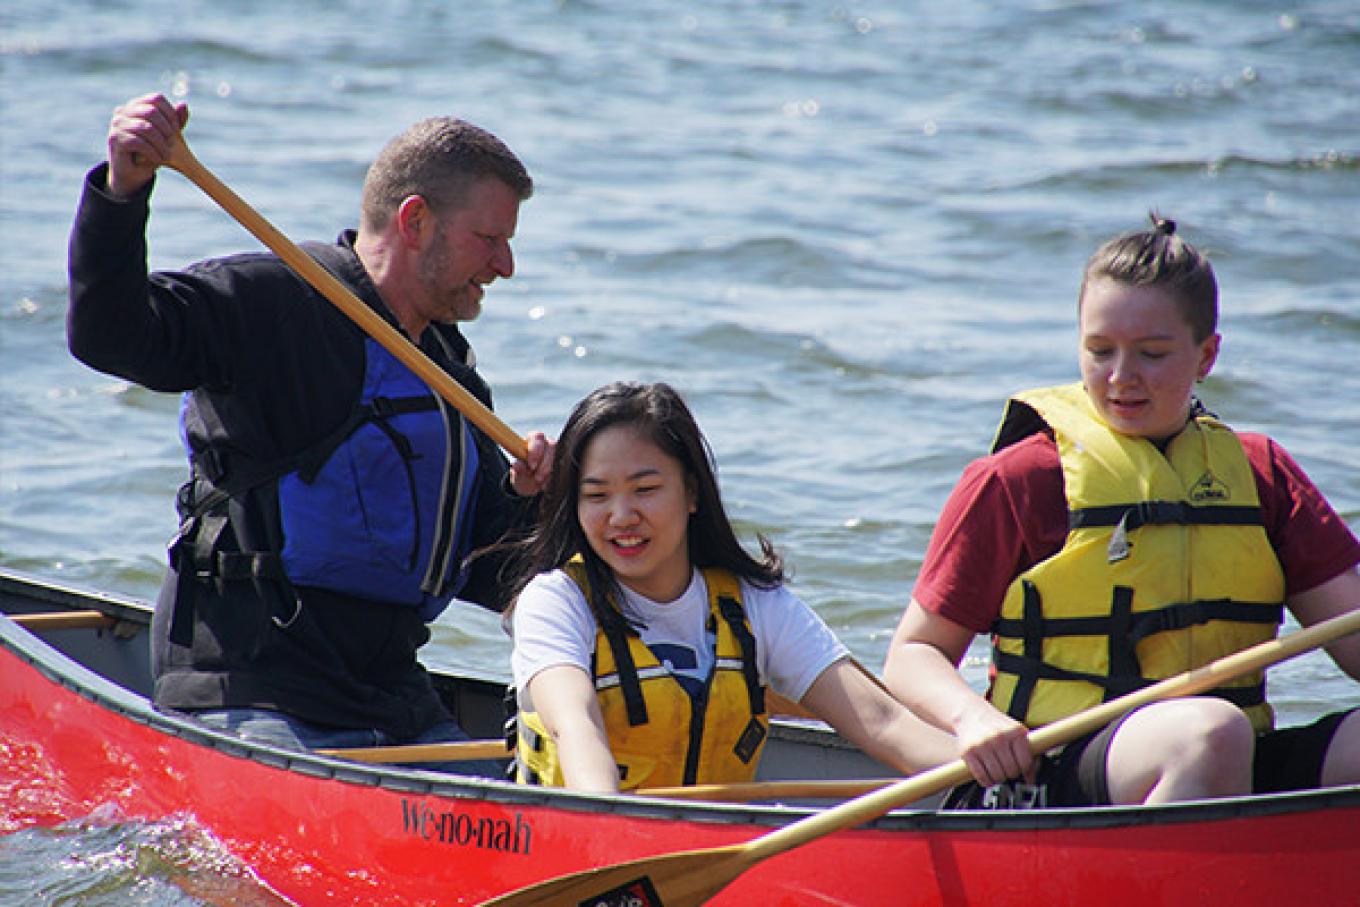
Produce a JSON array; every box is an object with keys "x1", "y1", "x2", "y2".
[{"x1": 1149, "y1": 211, "x2": 1177, "y2": 236}]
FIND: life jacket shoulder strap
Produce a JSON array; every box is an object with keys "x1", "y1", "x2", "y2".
[{"x1": 711, "y1": 580, "x2": 765, "y2": 717}]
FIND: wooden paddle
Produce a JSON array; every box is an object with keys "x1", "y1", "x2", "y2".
[
  {"x1": 162, "y1": 136, "x2": 529, "y2": 461},
  {"x1": 478, "y1": 606, "x2": 1360, "y2": 906}
]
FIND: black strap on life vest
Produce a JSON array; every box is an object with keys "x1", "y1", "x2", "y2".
[
  {"x1": 716, "y1": 593, "x2": 769, "y2": 768},
  {"x1": 168, "y1": 379, "x2": 302, "y2": 647},
  {"x1": 995, "y1": 581, "x2": 1277, "y2": 723},
  {"x1": 716, "y1": 593, "x2": 766, "y2": 717},
  {"x1": 597, "y1": 609, "x2": 649, "y2": 727},
  {"x1": 1069, "y1": 501, "x2": 1263, "y2": 532},
  {"x1": 1000, "y1": 580, "x2": 1045, "y2": 721},
  {"x1": 992, "y1": 594, "x2": 1284, "y2": 645}
]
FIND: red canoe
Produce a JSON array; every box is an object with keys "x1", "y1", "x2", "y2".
[{"x1": 2, "y1": 568, "x2": 1358, "y2": 906}]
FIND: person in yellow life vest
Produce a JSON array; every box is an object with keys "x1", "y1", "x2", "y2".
[
  {"x1": 883, "y1": 214, "x2": 1360, "y2": 808},
  {"x1": 505, "y1": 381, "x2": 971, "y2": 793}
]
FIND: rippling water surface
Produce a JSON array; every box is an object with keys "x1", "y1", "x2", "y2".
[{"x1": 2, "y1": 1, "x2": 1358, "y2": 902}]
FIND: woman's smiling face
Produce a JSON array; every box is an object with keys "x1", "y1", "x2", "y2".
[
  {"x1": 1078, "y1": 277, "x2": 1220, "y2": 441},
  {"x1": 576, "y1": 424, "x2": 696, "y2": 603}
]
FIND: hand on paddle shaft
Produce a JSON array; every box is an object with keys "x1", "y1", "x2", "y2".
[
  {"x1": 480, "y1": 607, "x2": 1360, "y2": 907},
  {"x1": 107, "y1": 93, "x2": 189, "y2": 199},
  {"x1": 108, "y1": 92, "x2": 554, "y2": 487},
  {"x1": 508, "y1": 431, "x2": 552, "y2": 498}
]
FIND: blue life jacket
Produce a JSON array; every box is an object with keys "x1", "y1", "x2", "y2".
[
  {"x1": 173, "y1": 336, "x2": 481, "y2": 629},
  {"x1": 276, "y1": 337, "x2": 481, "y2": 620}
]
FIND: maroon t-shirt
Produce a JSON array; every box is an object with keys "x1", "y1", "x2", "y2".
[{"x1": 912, "y1": 431, "x2": 1360, "y2": 634}]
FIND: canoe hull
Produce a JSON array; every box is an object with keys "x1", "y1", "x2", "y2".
[{"x1": 3, "y1": 571, "x2": 1359, "y2": 905}]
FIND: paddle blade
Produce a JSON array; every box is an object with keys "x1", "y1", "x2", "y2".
[{"x1": 478, "y1": 844, "x2": 750, "y2": 907}]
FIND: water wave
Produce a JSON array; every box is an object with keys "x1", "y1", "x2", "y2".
[
  {"x1": 11, "y1": 36, "x2": 283, "y2": 72},
  {"x1": 0, "y1": 812, "x2": 290, "y2": 906},
  {"x1": 1000, "y1": 149, "x2": 1360, "y2": 196}
]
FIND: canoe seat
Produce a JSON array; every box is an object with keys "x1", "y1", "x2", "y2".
[{"x1": 11, "y1": 609, "x2": 118, "y2": 632}]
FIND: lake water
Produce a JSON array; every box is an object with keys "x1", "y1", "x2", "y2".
[{"x1": 2, "y1": 1, "x2": 1358, "y2": 902}]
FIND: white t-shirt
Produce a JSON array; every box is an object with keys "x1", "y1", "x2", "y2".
[{"x1": 510, "y1": 567, "x2": 849, "y2": 711}]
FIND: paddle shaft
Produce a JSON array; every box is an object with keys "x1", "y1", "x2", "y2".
[
  {"x1": 162, "y1": 140, "x2": 529, "y2": 462},
  {"x1": 740, "y1": 605, "x2": 1360, "y2": 865}
]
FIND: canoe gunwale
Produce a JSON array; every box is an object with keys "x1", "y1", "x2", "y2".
[
  {"x1": 0, "y1": 569, "x2": 153, "y2": 627},
  {"x1": 4, "y1": 566, "x2": 1360, "y2": 837}
]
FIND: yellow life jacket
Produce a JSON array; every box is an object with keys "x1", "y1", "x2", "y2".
[
  {"x1": 987, "y1": 383, "x2": 1285, "y2": 734},
  {"x1": 515, "y1": 559, "x2": 769, "y2": 790}
]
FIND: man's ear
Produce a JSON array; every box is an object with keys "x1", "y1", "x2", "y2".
[{"x1": 394, "y1": 194, "x2": 432, "y2": 249}]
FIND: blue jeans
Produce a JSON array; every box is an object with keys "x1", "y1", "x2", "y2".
[{"x1": 192, "y1": 708, "x2": 505, "y2": 778}]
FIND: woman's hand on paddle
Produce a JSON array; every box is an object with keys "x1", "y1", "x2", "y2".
[
  {"x1": 954, "y1": 701, "x2": 1035, "y2": 787},
  {"x1": 107, "y1": 93, "x2": 189, "y2": 199},
  {"x1": 884, "y1": 601, "x2": 1034, "y2": 786},
  {"x1": 508, "y1": 431, "x2": 554, "y2": 497}
]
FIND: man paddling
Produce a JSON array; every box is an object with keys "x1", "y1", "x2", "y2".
[{"x1": 66, "y1": 92, "x2": 552, "y2": 772}]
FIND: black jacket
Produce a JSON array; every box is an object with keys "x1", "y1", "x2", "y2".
[{"x1": 67, "y1": 164, "x2": 531, "y2": 738}]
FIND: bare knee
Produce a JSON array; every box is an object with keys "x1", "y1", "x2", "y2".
[
  {"x1": 1108, "y1": 699, "x2": 1254, "y2": 804},
  {"x1": 1176, "y1": 701, "x2": 1255, "y2": 766},
  {"x1": 1155, "y1": 700, "x2": 1254, "y2": 799}
]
